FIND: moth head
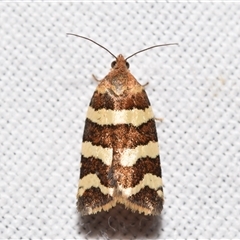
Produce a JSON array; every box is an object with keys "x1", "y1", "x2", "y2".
[{"x1": 111, "y1": 60, "x2": 129, "y2": 69}]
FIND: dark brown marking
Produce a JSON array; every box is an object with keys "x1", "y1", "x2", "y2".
[
  {"x1": 80, "y1": 156, "x2": 115, "y2": 187},
  {"x1": 128, "y1": 186, "x2": 163, "y2": 214},
  {"x1": 83, "y1": 119, "x2": 158, "y2": 149},
  {"x1": 77, "y1": 187, "x2": 113, "y2": 215},
  {"x1": 90, "y1": 90, "x2": 151, "y2": 110}
]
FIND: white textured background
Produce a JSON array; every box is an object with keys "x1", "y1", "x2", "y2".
[{"x1": 1, "y1": 2, "x2": 239, "y2": 239}]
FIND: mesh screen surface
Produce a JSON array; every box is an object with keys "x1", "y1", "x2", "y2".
[{"x1": 1, "y1": 2, "x2": 239, "y2": 239}]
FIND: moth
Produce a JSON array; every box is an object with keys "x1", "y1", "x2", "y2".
[{"x1": 68, "y1": 34, "x2": 176, "y2": 215}]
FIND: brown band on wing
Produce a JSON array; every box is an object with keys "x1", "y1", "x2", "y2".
[
  {"x1": 80, "y1": 156, "x2": 115, "y2": 187},
  {"x1": 77, "y1": 187, "x2": 113, "y2": 214},
  {"x1": 128, "y1": 186, "x2": 163, "y2": 214},
  {"x1": 89, "y1": 90, "x2": 150, "y2": 110},
  {"x1": 82, "y1": 119, "x2": 158, "y2": 149}
]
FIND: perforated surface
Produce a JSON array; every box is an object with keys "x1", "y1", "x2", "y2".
[{"x1": 1, "y1": 3, "x2": 239, "y2": 239}]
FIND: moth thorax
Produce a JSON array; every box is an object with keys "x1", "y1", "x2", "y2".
[{"x1": 111, "y1": 76, "x2": 127, "y2": 94}]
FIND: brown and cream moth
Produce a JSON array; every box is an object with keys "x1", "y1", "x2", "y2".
[{"x1": 68, "y1": 34, "x2": 177, "y2": 215}]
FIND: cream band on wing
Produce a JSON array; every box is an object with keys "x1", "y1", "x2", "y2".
[
  {"x1": 116, "y1": 198, "x2": 157, "y2": 215},
  {"x1": 118, "y1": 173, "x2": 163, "y2": 197},
  {"x1": 86, "y1": 200, "x2": 117, "y2": 215},
  {"x1": 86, "y1": 106, "x2": 154, "y2": 127},
  {"x1": 77, "y1": 173, "x2": 114, "y2": 197},
  {"x1": 120, "y1": 141, "x2": 159, "y2": 167},
  {"x1": 81, "y1": 142, "x2": 113, "y2": 166}
]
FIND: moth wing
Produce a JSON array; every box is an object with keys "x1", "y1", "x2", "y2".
[
  {"x1": 112, "y1": 103, "x2": 163, "y2": 215},
  {"x1": 77, "y1": 119, "x2": 116, "y2": 215}
]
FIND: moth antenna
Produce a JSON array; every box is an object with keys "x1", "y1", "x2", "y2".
[
  {"x1": 125, "y1": 43, "x2": 178, "y2": 61},
  {"x1": 67, "y1": 33, "x2": 117, "y2": 60}
]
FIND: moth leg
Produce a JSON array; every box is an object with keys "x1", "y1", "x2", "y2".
[
  {"x1": 155, "y1": 117, "x2": 163, "y2": 122},
  {"x1": 142, "y1": 82, "x2": 149, "y2": 87},
  {"x1": 92, "y1": 74, "x2": 102, "y2": 82}
]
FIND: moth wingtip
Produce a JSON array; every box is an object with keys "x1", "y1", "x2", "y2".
[{"x1": 77, "y1": 197, "x2": 117, "y2": 216}]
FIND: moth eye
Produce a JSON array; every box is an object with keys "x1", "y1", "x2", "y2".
[
  {"x1": 111, "y1": 61, "x2": 116, "y2": 68},
  {"x1": 126, "y1": 61, "x2": 130, "y2": 69}
]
